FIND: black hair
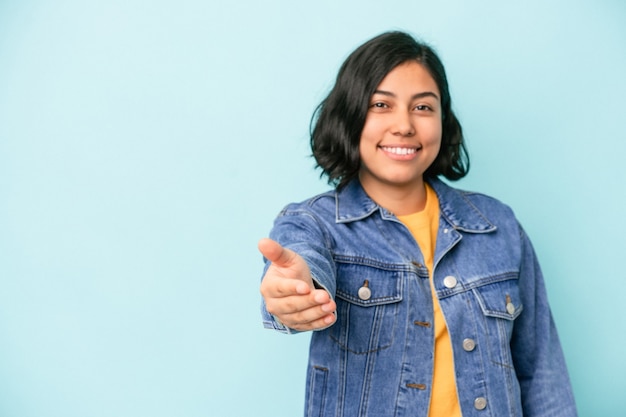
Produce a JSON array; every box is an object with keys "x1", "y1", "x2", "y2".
[{"x1": 310, "y1": 31, "x2": 469, "y2": 188}]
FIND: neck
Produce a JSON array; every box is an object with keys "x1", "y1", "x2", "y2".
[{"x1": 359, "y1": 177, "x2": 428, "y2": 216}]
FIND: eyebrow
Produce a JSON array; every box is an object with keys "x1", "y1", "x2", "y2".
[{"x1": 373, "y1": 90, "x2": 440, "y2": 101}]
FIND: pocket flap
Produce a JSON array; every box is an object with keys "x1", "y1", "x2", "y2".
[
  {"x1": 472, "y1": 277, "x2": 523, "y2": 320},
  {"x1": 335, "y1": 263, "x2": 403, "y2": 307}
]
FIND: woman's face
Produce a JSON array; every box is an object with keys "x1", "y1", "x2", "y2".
[{"x1": 358, "y1": 61, "x2": 442, "y2": 197}]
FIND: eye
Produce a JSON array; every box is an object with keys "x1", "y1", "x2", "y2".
[
  {"x1": 370, "y1": 102, "x2": 389, "y2": 109},
  {"x1": 414, "y1": 104, "x2": 432, "y2": 111}
]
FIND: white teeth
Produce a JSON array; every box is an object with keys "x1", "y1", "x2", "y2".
[{"x1": 381, "y1": 146, "x2": 417, "y2": 155}]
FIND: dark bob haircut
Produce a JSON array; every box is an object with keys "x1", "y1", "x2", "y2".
[{"x1": 310, "y1": 31, "x2": 469, "y2": 188}]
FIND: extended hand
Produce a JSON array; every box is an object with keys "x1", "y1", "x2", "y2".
[{"x1": 259, "y1": 238, "x2": 336, "y2": 331}]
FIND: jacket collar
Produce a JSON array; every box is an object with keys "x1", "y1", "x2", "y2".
[{"x1": 335, "y1": 177, "x2": 496, "y2": 233}]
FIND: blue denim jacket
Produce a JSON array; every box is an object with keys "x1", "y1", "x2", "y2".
[{"x1": 261, "y1": 178, "x2": 577, "y2": 417}]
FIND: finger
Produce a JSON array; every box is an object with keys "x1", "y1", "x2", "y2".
[
  {"x1": 258, "y1": 238, "x2": 298, "y2": 268},
  {"x1": 264, "y1": 292, "x2": 321, "y2": 315},
  {"x1": 265, "y1": 291, "x2": 336, "y2": 319},
  {"x1": 261, "y1": 273, "x2": 311, "y2": 298},
  {"x1": 281, "y1": 309, "x2": 337, "y2": 331},
  {"x1": 312, "y1": 288, "x2": 332, "y2": 305}
]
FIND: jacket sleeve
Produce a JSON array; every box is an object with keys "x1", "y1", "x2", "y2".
[
  {"x1": 260, "y1": 206, "x2": 337, "y2": 334},
  {"x1": 512, "y1": 226, "x2": 578, "y2": 416}
]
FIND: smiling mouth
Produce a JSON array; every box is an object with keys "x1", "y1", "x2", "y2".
[{"x1": 380, "y1": 146, "x2": 420, "y2": 155}]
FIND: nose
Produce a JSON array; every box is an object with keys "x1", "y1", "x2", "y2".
[{"x1": 391, "y1": 110, "x2": 415, "y2": 136}]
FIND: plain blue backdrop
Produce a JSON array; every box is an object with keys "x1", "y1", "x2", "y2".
[{"x1": 1, "y1": 1, "x2": 625, "y2": 416}]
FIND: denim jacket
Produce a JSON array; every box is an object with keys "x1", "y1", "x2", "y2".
[{"x1": 261, "y1": 178, "x2": 577, "y2": 417}]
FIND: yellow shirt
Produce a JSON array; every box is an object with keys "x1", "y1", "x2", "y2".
[{"x1": 397, "y1": 184, "x2": 462, "y2": 417}]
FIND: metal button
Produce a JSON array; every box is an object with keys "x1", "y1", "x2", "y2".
[
  {"x1": 358, "y1": 286, "x2": 371, "y2": 300},
  {"x1": 474, "y1": 397, "x2": 487, "y2": 410},
  {"x1": 358, "y1": 280, "x2": 371, "y2": 300},
  {"x1": 443, "y1": 276, "x2": 457, "y2": 289},
  {"x1": 462, "y1": 338, "x2": 476, "y2": 352},
  {"x1": 506, "y1": 302, "x2": 515, "y2": 315}
]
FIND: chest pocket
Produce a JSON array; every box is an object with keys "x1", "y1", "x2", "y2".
[
  {"x1": 329, "y1": 262, "x2": 403, "y2": 354},
  {"x1": 471, "y1": 275, "x2": 523, "y2": 366}
]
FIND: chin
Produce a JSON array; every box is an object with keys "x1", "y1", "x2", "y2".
[{"x1": 385, "y1": 176, "x2": 424, "y2": 188}]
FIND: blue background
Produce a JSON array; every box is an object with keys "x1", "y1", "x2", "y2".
[{"x1": 1, "y1": 1, "x2": 625, "y2": 416}]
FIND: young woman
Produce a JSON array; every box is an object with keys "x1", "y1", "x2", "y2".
[{"x1": 258, "y1": 31, "x2": 577, "y2": 417}]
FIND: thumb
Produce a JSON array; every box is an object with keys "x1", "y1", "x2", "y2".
[{"x1": 258, "y1": 238, "x2": 299, "y2": 268}]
